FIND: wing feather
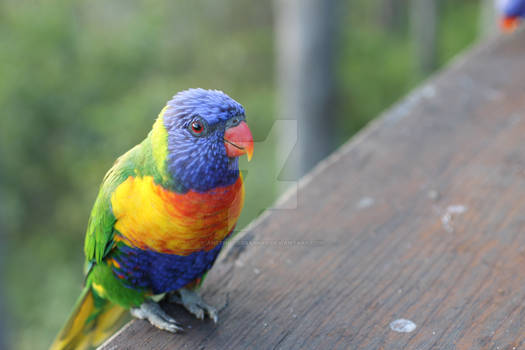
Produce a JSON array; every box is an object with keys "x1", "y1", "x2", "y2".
[{"x1": 84, "y1": 146, "x2": 140, "y2": 264}]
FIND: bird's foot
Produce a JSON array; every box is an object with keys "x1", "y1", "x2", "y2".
[
  {"x1": 168, "y1": 288, "x2": 218, "y2": 323},
  {"x1": 130, "y1": 300, "x2": 184, "y2": 333}
]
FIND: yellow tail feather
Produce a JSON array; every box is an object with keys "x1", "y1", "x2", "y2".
[{"x1": 50, "y1": 286, "x2": 129, "y2": 350}]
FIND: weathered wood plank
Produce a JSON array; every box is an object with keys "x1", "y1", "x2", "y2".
[{"x1": 101, "y1": 29, "x2": 525, "y2": 350}]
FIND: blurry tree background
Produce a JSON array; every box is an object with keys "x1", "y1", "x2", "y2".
[{"x1": 0, "y1": 0, "x2": 494, "y2": 349}]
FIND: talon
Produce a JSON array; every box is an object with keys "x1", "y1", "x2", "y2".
[
  {"x1": 194, "y1": 308, "x2": 204, "y2": 320},
  {"x1": 209, "y1": 309, "x2": 218, "y2": 324},
  {"x1": 131, "y1": 300, "x2": 184, "y2": 333},
  {"x1": 169, "y1": 288, "x2": 219, "y2": 323}
]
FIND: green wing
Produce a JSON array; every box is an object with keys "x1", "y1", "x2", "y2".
[
  {"x1": 84, "y1": 122, "x2": 172, "y2": 265},
  {"x1": 84, "y1": 146, "x2": 140, "y2": 264}
]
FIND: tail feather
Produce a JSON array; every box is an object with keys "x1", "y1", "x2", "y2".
[{"x1": 50, "y1": 286, "x2": 129, "y2": 350}]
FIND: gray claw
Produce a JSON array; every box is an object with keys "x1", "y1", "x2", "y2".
[
  {"x1": 131, "y1": 300, "x2": 184, "y2": 333},
  {"x1": 169, "y1": 288, "x2": 219, "y2": 323}
]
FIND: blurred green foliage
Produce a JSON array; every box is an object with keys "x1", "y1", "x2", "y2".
[{"x1": 0, "y1": 0, "x2": 481, "y2": 349}]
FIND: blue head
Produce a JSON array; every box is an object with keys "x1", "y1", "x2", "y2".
[
  {"x1": 498, "y1": 0, "x2": 525, "y2": 31},
  {"x1": 499, "y1": 0, "x2": 525, "y2": 17},
  {"x1": 162, "y1": 88, "x2": 253, "y2": 193}
]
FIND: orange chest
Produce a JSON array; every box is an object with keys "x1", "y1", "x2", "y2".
[{"x1": 111, "y1": 175, "x2": 244, "y2": 255}]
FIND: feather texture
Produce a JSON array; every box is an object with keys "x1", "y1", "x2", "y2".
[{"x1": 51, "y1": 89, "x2": 250, "y2": 350}]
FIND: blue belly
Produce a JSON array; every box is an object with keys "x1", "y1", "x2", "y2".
[{"x1": 113, "y1": 242, "x2": 224, "y2": 294}]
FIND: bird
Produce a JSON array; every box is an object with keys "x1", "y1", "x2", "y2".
[
  {"x1": 50, "y1": 88, "x2": 254, "y2": 350},
  {"x1": 497, "y1": 0, "x2": 525, "y2": 32}
]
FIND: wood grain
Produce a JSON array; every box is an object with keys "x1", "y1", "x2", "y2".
[{"x1": 100, "y1": 29, "x2": 525, "y2": 350}]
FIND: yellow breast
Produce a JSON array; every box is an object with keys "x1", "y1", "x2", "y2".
[{"x1": 111, "y1": 175, "x2": 244, "y2": 255}]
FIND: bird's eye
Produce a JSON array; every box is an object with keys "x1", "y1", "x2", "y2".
[
  {"x1": 191, "y1": 121, "x2": 203, "y2": 133},
  {"x1": 230, "y1": 116, "x2": 242, "y2": 127},
  {"x1": 189, "y1": 119, "x2": 206, "y2": 136}
]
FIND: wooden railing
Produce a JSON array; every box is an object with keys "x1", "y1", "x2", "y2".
[{"x1": 100, "y1": 28, "x2": 525, "y2": 349}]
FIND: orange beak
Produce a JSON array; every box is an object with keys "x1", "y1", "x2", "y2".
[
  {"x1": 501, "y1": 16, "x2": 520, "y2": 33},
  {"x1": 224, "y1": 121, "x2": 254, "y2": 161}
]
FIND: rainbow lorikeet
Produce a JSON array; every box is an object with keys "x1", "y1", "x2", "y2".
[
  {"x1": 498, "y1": 0, "x2": 525, "y2": 31},
  {"x1": 50, "y1": 89, "x2": 254, "y2": 350}
]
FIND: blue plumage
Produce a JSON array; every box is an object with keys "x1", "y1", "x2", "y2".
[
  {"x1": 499, "y1": 0, "x2": 525, "y2": 17},
  {"x1": 163, "y1": 89, "x2": 246, "y2": 193},
  {"x1": 114, "y1": 241, "x2": 224, "y2": 294}
]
